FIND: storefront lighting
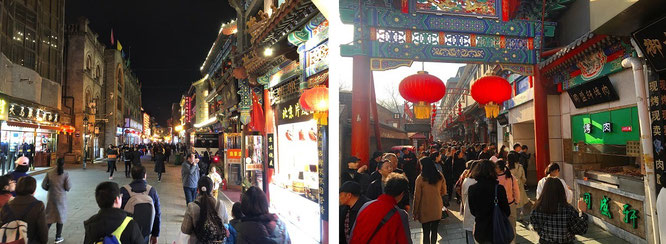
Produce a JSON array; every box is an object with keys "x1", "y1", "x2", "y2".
[
  {"x1": 300, "y1": 86, "x2": 329, "y2": 125},
  {"x1": 263, "y1": 48, "x2": 273, "y2": 57},
  {"x1": 174, "y1": 125, "x2": 183, "y2": 132},
  {"x1": 194, "y1": 117, "x2": 217, "y2": 128}
]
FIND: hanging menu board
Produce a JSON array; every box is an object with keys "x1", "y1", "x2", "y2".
[{"x1": 647, "y1": 79, "x2": 666, "y2": 194}]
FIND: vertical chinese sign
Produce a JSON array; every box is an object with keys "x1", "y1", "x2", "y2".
[
  {"x1": 318, "y1": 126, "x2": 328, "y2": 222},
  {"x1": 267, "y1": 133, "x2": 274, "y2": 169}
]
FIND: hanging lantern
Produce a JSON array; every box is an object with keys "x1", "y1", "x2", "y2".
[
  {"x1": 300, "y1": 86, "x2": 329, "y2": 125},
  {"x1": 398, "y1": 71, "x2": 446, "y2": 119},
  {"x1": 471, "y1": 75, "x2": 511, "y2": 118}
]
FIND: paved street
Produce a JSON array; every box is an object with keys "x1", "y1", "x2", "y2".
[
  {"x1": 31, "y1": 155, "x2": 233, "y2": 244},
  {"x1": 408, "y1": 198, "x2": 630, "y2": 244}
]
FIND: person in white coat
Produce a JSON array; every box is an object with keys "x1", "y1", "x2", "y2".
[{"x1": 537, "y1": 163, "x2": 573, "y2": 204}]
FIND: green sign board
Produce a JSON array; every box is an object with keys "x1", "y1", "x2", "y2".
[{"x1": 571, "y1": 107, "x2": 640, "y2": 145}]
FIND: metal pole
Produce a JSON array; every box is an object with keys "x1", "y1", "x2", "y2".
[{"x1": 623, "y1": 56, "x2": 659, "y2": 244}]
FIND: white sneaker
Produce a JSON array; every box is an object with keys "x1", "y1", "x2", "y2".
[
  {"x1": 109, "y1": 176, "x2": 113, "y2": 180},
  {"x1": 55, "y1": 237, "x2": 64, "y2": 243}
]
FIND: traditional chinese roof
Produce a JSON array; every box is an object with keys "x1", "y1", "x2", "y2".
[
  {"x1": 539, "y1": 33, "x2": 614, "y2": 71},
  {"x1": 247, "y1": 0, "x2": 318, "y2": 47}
]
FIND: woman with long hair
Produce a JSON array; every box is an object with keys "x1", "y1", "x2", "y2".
[
  {"x1": 498, "y1": 145, "x2": 509, "y2": 159},
  {"x1": 41, "y1": 157, "x2": 71, "y2": 243},
  {"x1": 236, "y1": 186, "x2": 290, "y2": 244},
  {"x1": 496, "y1": 160, "x2": 520, "y2": 243},
  {"x1": 154, "y1": 145, "x2": 166, "y2": 182},
  {"x1": 468, "y1": 160, "x2": 510, "y2": 244},
  {"x1": 531, "y1": 178, "x2": 588, "y2": 243},
  {"x1": 460, "y1": 160, "x2": 480, "y2": 244},
  {"x1": 537, "y1": 163, "x2": 573, "y2": 203},
  {"x1": 181, "y1": 176, "x2": 229, "y2": 243},
  {"x1": 507, "y1": 152, "x2": 528, "y2": 220},
  {"x1": 413, "y1": 157, "x2": 447, "y2": 244}
]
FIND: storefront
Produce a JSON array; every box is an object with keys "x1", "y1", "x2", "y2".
[{"x1": 0, "y1": 93, "x2": 61, "y2": 169}]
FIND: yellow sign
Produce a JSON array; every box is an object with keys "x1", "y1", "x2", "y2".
[{"x1": 0, "y1": 99, "x2": 7, "y2": 121}]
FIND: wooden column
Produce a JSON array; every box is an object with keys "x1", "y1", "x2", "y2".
[
  {"x1": 351, "y1": 55, "x2": 371, "y2": 164},
  {"x1": 533, "y1": 67, "x2": 550, "y2": 180}
]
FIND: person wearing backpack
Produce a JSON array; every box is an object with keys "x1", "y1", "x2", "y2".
[
  {"x1": 41, "y1": 158, "x2": 71, "y2": 243},
  {"x1": 83, "y1": 181, "x2": 144, "y2": 244},
  {"x1": 120, "y1": 165, "x2": 161, "y2": 244},
  {"x1": 181, "y1": 176, "x2": 229, "y2": 243},
  {"x1": 468, "y1": 160, "x2": 511, "y2": 244},
  {"x1": 236, "y1": 186, "x2": 290, "y2": 244},
  {"x1": 123, "y1": 146, "x2": 133, "y2": 178},
  {"x1": 0, "y1": 176, "x2": 47, "y2": 244}
]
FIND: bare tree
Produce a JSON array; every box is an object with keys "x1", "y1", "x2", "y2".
[{"x1": 377, "y1": 85, "x2": 403, "y2": 113}]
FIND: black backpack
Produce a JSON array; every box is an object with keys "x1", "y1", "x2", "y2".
[{"x1": 193, "y1": 201, "x2": 227, "y2": 243}]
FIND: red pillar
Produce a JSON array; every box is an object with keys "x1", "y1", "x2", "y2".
[
  {"x1": 533, "y1": 67, "x2": 550, "y2": 180},
  {"x1": 351, "y1": 55, "x2": 371, "y2": 164}
]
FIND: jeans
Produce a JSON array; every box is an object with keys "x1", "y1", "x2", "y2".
[
  {"x1": 48, "y1": 223, "x2": 63, "y2": 238},
  {"x1": 124, "y1": 161, "x2": 132, "y2": 177},
  {"x1": 421, "y1": 220, "x2": 439, "y2": 244},
  {"x1": 108, "y1": 160, "x2": 116, "y2": 177},
  {"x1": 184, "y1": 187, "x2": 197, "y2": 204},
  {"x1": 158, "y1": 172, "x2": 163, "y2": 181},
  {"x1": 465, "y1": 230, "x2": 474, "y2": 244}
]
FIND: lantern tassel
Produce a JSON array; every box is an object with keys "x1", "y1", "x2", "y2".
[
  {"x1": 314, "y1": 111, "x2": 328, "y2": 126},
  {"x1": 414, "y1": 101, "x2": 432, "y2": 119},
  {"x1": 484, "y1": 102, "x2": 500, "y2": 118}
]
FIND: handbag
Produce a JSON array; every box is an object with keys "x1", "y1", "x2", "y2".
[{"x1": 492, "y1": 184, "x2": 514, "y2": 244}]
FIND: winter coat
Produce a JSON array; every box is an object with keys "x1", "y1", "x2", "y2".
[
  {"x1": 340, "y1": 196, "x2": 370, "y2": 244},
  {"x1": 120, "y1": 179, "x2": 161, "y2": 237},
  {"x1": 154, "y1": 153, "x2": 166, "y2": 173},
  {"x1": 0, "y1": 193, "x2": 12, "y2": 209},
  {"x1": 181, "y1": 162, "x2": 200, "y2": 188},
  {"x1": 41, "y1": 170, "x2": 71, "y2": 224},
  {"x1": 341, "y1": 170, "x2": 370, "y2": 195},
  {"x1": 413, "y1": 174, "x2": 447, "y2": 223},
  {"x1": 366, "y1": 176, "x2": 410, "y2": 210},
  {"x1": 0, "y1": 195, "x2": 47, "y2": 244},
  {"x1": 235, "y1": 213, "x2": 291, "y2": 244},
  {"x1": 180, "y1": 195, "x2": 229, "y2": 244},
  {"x1": 468, "y1": 178, "x2": 510, "y2": 243},
  {"x1": 349, "y1": 194, "x2": 411, "y2": 244},
  {"x1": 83, "y1": 208, "x2": 144, "y2": 244},
  {"x1": 510, "y1": 164, "x2": 529, "y2": 207},
  {"x1": 131, "y1": 150, "x2": 142, "y2": 165}
]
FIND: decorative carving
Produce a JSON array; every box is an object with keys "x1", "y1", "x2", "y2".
[
  {"x1": 415, "y1": 0, "x2": 499, "y2": 18},
  {"x1": 370, "y1": 58, "x2": 414, "y2": 71}
]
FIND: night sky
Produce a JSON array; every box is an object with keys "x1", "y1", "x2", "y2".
[{"x1": 66, "y1": 0, "x2": 236, "y2": 126}]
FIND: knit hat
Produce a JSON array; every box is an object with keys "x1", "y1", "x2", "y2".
[{"x1": 15, "y1": 156, "x2": 29, "y2": 166}]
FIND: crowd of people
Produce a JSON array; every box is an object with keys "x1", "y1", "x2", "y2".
[{"x1": 340, "y1": 141, "x2": 590, "y2": 244}]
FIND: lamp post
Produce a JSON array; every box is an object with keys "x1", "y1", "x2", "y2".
[{"x1": 83, "y1": 116, "x2": 88, "y2": 169}]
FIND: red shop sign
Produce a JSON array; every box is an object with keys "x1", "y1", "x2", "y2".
[{"x1": 621, "y1": 126, "x2": 632, "y2": 132}]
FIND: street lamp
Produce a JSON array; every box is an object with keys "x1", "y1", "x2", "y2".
[{"x1": 83, "y1": 116, "x2": 88, "y2": 169}]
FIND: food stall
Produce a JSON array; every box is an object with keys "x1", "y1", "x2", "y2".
[{"x1": 224, "y1": 132, "x2": 242, "y2": 190}]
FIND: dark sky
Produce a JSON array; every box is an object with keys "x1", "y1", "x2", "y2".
[{"x1": 66, "y1": 0, "x2": 236, "y2": 126}]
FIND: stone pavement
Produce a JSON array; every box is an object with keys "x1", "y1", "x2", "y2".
[
  {"x1": 408, "y1": 198, "x2": 630, "y2": 244},
  {"x1": 31, "y1": 155, "x2": 233, "y2": 244}
]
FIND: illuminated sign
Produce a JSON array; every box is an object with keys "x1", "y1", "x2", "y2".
[
  {"x1": 277, "y1": 97, "x2": 312, "y2": 124},
  {"x1": 267, "y1": 133, "x2": 274, "y2": 169},
  {"x1": 7, "y1": 102, "x2": 59, "y2": 124},
  {"x1": 0, "y1": 99, "x2": 7, "y2": 121},
  {"x1": 227, "y1": 149, "x2": 241, "y2": 159},
  {"x1": 185, "y1": 97, "x2": 192, "y2": 123},
  {"x1": 143, "y1": 113, "x2": 150, "y2": 136}
]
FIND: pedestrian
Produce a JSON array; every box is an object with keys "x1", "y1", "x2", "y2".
[
  {"x1": 200, "y1": 151, "x2": 210, "y2": 178},
  {"x1": 478, "y1": 144, "x2": 492, "y2": 160},
  {"x1": 226, "y1": 202, "x2": 243, "y2": 244},
  {"x1": 132, "y1": 146, "x2": 142, "y2": 166},
  {"x1": 208, "y1": 166, "x2": 222, "y2": 199},
  {"x1": 496, "y1": 159, "x2": 519, "y2": 244},
  {"x1": 340, "y1": 181, "x2": 370, "y2": 244},
  {"x1": 468, "y1": 160, "x2": 510, "y2": 244},
  {"x1": 412, "y1": 157, "x2": 447, "y2": 244},
  {"x1": 124, "y1": 146, "x2": 133, "y2": 178},
  {"x1": 120, "y1": 165, "x2": 161, "y2": 244},
  {"x1": 400, "y1": 148, "x2": 418, "y2": 197},
  {"x1": 519, "y1": 145, "x2": 530, "y2": 177},
  {"x1": 368, "y1": 151, "x2": 383, "y2": 176},
  {"x1": 41, "y1": 158, "x2": 71, "y2": 243},
  {"x1": 181, "y1": 176, "x2": 229, "y2": 243},
  {"x1": 0, "y1": 176, "x2": 47, "y2": 243},
  {"x1": 154, "y1": 146, "x2": 166, "y2": 182},
  {"x1": 181, "y1": 153, "x2": 200, "y2": 205},
  {"x1": 165, "y1": 145, "x2": 172, "y2": 164},
  {"x1": 430, "y1": 151, "x2": 443, "y2": 174},
  {"x1": 530, "y1": 178, "x2": 589, "y2": 243},
  {"x1": 341, "y1": 156, "x2": 370, "y2": 195},
  {"x1": 9, "y1": 156, "x2": 30, "y2": 184},
  {"x1": 507, "y1": 153, "x2": 528, "y2": 221},
  {"x1": 0, "y1": 175, "x2": 15, "y2": 208},
  {"x1": 451, "y1": 149, "x2": 466, "y2": 203},
  {"x1": 381, "y1": 153, "x2": 410, "y2": 211},
  {"x1": 236, "y1": 186, "x2": 290, "y2": 244},
  {"x1": 366, "y1": 160, "x2": 392, "y2": 200},
  {"x1": 349, "y1": 173, "x2": 411, "y2": 244},
  {"x1": 106, "y1": 144, "x2": 118, "y2": 180},
  {"x1": 536, "y1": 163, "x2": 573, "y2": 204},
  {"x1": 84, "y1": 181, "x2": 144, "y2": 243},
  {"x1": 461, "y1": 160, "x2": 480, "y2": 244}
]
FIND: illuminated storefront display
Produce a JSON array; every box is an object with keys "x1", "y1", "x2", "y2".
[
  {"x1": 225, "y1": 133, "x2": 242, "y2": 188},
  {"x1": 244, "y1": 134, "x2": 263, "y2": 190}
]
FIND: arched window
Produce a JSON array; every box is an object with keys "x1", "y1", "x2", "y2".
[
  {"x1": 86, "y1": 55, "x2": 92, "y2": 71},
  {"x1": 95, "y1": 65, "x2": 101, "y2": 79}
]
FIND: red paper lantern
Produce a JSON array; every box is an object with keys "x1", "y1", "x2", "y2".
[
  {"x1": 471, "y1": 75, "x2": 511, "y2": 118},
  {"x1": 299, "y1": 86, "x2": 329, "y2": 125},
  {"x1": 398, "y1": 71, "x2": 446, "y2": 119}
]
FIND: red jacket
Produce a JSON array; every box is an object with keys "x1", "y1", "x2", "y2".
[{"x1": 350, "y1": 194, "x2": 410, "y2": 244}]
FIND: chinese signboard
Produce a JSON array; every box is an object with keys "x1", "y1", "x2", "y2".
[
  {"x1": 0, "y1": 92, "x2": 60, "y2": 125},
  {"x1": 143, "y1": 113, "x2": 150, "y2": 136},
  {"x1": 566, "y1": 76, "x2": 619, "y2": 108},
  {"x1": 0, "y1": 98, "x2": 7, "y2": 121},
  {"x1": 184, "y1": 96, "x2": 192, "y2": 123},
  {"x1": 267, "y1": 133, "x2": 275, "y2": 169},
  {"x1": 579, "y1": 185, "x2": 645, "y2": 238},
  {"x1": 277, "y1": 97, "x2": 313, "y2": 124},
  {"x1": 415, "y1": 0, "x2": 499, "y2": 19},
  {"x1": 227, "y1": 149, "x2": 242, "y2": 159},
  {"x1": 633, "y1": 16, "x2": 666, "y2": 73},
  {"x1": 318, "y1": 126, "x2": 328, "y2": 221},
  {"x1": 647, "y1": 79, "x2": 666, "y2": 193}
]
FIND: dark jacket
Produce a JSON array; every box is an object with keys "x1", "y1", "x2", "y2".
[
  {"x1": 366, "y1": 177, "x2": 410, "y2": 210},
  {"x1": 468, "y1": 178, "x2": 511, "y2": 243},
  {"x1": 132, "y1": 150, "x2": 142, "y2": 165},
  {"x1": 478, "y1": 151, "x2": 492, "y2": 160},
  {"x1": 0, "y1": 195, "x2": 47, "y2": 244},
  {"x1": 368, "y1": 158, "x2": 381, "y2": 175},
  {"x1": 83, "y1": 208, "x2": 145, "y2": 244},
  {"x1": 235, "y1": 213, "x2": 291, "y2": 244},
  {"x1": 341, "y1": 171, "x2": 370, "y2": 195},
  {"x1": 154, "y1": 153, "x2": 166, "y2": 173},
  {"x1": 340, "y1": 195, "x2": 370, "y2": 244},
  {"x1": 452, "y1": 157, "x2": 466, "y2": 182},
  {"x1": 400, "y1": 152, "x2": 418, "y2": 179},
  {"x1": 120, "y1": 179, "x2": 162, "y2": 237}
]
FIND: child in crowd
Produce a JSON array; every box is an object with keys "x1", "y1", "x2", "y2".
[{"x1": 208, "y1": 166, "x2": 222, "y2": 199}]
